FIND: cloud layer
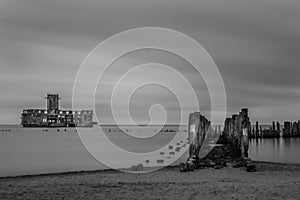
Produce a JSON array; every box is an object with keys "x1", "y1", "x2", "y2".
[{"x1": 0, "y1": 0, "x2": 299, "y2": 124}]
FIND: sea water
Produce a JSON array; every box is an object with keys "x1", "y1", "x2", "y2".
[
  {"x1": 249, "y1": 137, "x2": 300, "y2": 164},
  {"x1": 1, "y1": 125, "x2": 300, "y2": 177},
  {"x1": 0, "y1": 125, "x2": 189, "y2": 177}
]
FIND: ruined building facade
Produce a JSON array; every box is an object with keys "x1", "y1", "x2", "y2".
[{"x1": 21, "y1": 94, "x2": 93, "y2": 127}]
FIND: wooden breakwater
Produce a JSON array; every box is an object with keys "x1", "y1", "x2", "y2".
[
  {"x1": 248, "y1": 121, "x2": 300, "y2": 139},
  {"x1": 188, "y1": 108, "x2": 251, "y2": 160},
  {"x1": 249, "y1": 121, "x2": 280, "y2": 139},
  {"x1": 180, "y1": 107, "x2": 300, "y2": 172},
  {"x1": 282, "y1": 121, "x2": 300, "y2": 138},
  {"x1": 222, "y1": 108, "x2": 250, "y2": 158},
  {"x1": 180, "y1": 108, "x2": 255, "y2": 172}
]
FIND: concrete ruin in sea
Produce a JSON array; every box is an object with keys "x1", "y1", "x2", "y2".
[{"x1": 21, "y1": 94, "x2": 93, "y2": 127}]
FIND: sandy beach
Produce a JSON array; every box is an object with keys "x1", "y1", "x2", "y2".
[{"x1": 0, "y1": 162, "x2": 299, "y2": 200}]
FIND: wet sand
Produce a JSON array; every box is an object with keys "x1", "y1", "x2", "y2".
[{"x1": 0, "y1": 162, "x2": 299, "y2": 200}]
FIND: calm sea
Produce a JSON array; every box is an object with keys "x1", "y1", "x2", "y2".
[
  {"x1": 0, "y1": 125, "x2": 189, "y2": 177},
  {"x1": 249, "y1": 138, "x2": 300, "y2": 164},
  {"x1": 0, "y1": 125, "x2": 299, "y2": 177}
]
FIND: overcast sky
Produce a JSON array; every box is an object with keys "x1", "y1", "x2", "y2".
[{"x1": 0, "y1": 0, "x2": 299, "y2": 124}]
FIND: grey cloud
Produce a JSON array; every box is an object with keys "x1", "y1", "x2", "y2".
[{"x1": 0, "y1": 0, "x2": 299, "y2": 123}]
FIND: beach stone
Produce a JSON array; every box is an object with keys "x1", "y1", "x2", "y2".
[
  {"x1": 246, "y1": 164, "x2": 256, "y2": 172},
  {"x1": 214, "y1": 165, "x2": 223, "y2": 170},
  {"x1": 197, "y1": 158, "x2": 206, "y2": 169},
  {"x1": 180, "y1": 163, "x2": 188, "y2": 172},
  {"x1": 205, "y1": 159, "x2": 217, "y2": 168},
  {"x1": 226, "y1": 155, "x2": 232, "y2": 159},
  {"x1": 131, "y1": 165, "x2": 137, "y2": 171},
  {"x1": 213, "y1": 147, "x2": 224, "y2": 155},
  {"x1": 197, "y1": 163, "x2": 206, "y2": 169},
  {"x1": 233, "y1": 160, "x2": 247, "y2": 168},
  {"x1": 216, "y1": 160, "x2": 227, "y2": 167},
  {"x1": 187, "y1": 161, "x2": 195, "y2": 171},
  {"x1": 227, "y1": 162, "x2": 234, "y2": 168},
  {"x1": 131, "y1": 164, "x2": 144, "y2": 171},
  {"x1": 137, "y1": 164, "x2": 143, "y2": 171},
  {"x1": 246, "y1": 161, "x2": 252, "y2": 166}
]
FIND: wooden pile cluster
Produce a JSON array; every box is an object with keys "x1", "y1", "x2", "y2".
[
  {"x1": 249, "y1": 121, "x2": 281, "y2": 139},
  {"x1": 223, "y1": 108, "x2": 250, "y2": 158},
  {"x1": 180, "y1": 109, "x2": 255, "y2": 172},
  {"x1": 283, "y1": 121, "x2": 300, "y2": 138},
  {"x1": 248, "y1": 120, "x2": 300, "y2": 139}
]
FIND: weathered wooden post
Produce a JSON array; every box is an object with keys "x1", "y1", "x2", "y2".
[
  {"x1": 259, "y1": 126, "x2": 262, "y2": 138},
  {"x1": 272, "y1": 121, "x2": 276, "y2": 138},
  {"x1": 240, "y1": 108, "x2": 250, "y2": 158},
  {"x1": 229, "y1": 117, "x2": 234, "y2": 142},
  {"x1": 188, "y1": 112, "x2": 210, "y2": 160},
  {"x1": 223, "y1": 118, "x2": 231, "y2": 142},
  {"x1": 188, "y1": 112, "x2": 199, "y2": 159},
  {"x1": 255, "y1": 121, "x2": 259, "y2": 139},
  {"x1": 181, "y1": 111, "x2": 212, "y2": 172},
  {"x1": 276, "y1": 122, "x2": 281, "y2": 138},
  {"x1": 292, "y1": 122, "x2": 299, "y2": 137},
  {"x1": 298, "y1": 121, "x2": 300, "y2": 137},
  {"x1": 283, "y1": 121, "x2": 291, "y2": 138},
  {"x1": 224, "y1": 108, "x2": 250, "y2": 158},
  {"x1": 248, "y1": 125, "x2": 251, "y2": 139}
]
